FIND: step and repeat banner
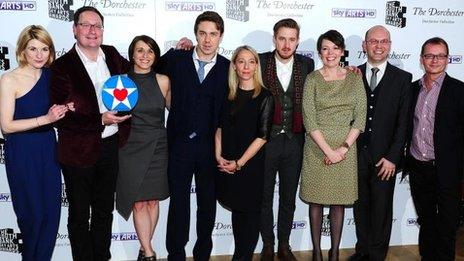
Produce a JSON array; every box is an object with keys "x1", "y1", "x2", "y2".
[{"x1": 1, "y1": 0, "x2": 463, "y2": 260}]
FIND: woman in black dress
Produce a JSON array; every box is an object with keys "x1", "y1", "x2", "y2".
[{"x1": 215, "y1": 45, "x2": 274, "y2": 260}]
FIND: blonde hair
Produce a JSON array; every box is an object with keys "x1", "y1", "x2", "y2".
[
  {"x1": 16, "y1": 25, "x2": 55, "y2": 67},
  {"x1": 228, "y1": 45, "x2": 264, "y2": 100}
]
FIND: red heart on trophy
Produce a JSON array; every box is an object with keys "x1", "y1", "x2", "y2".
[{"x1": 113, "y1": 89, "x2": 128, "y2": 101}]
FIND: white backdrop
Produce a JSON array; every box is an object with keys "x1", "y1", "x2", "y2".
[{"x1": 1, "y1": 0, "x2": 463, "y2": 260}]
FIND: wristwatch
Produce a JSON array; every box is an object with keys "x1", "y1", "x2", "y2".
[{"x1": 341, "y1": 142, "x2": 350, "y2": 150}]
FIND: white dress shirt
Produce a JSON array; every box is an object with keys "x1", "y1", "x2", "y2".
[
  {"x1": 275, "y1": 56, "x2": 294, "y2": 92},
  {"x1": 192, "y1": 47, "x2": 217, "y2": 80},
  {"x1": 365, "y1": 60, "x2": 387, "y2": 88},
  {"x1": 75, "y1": 44, "x2": 117, "y2": 138}
]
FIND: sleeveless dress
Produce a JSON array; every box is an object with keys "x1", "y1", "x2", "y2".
[
  {"x1": 116, "y1": 69, "x2": 169, "y2": 220},
  {"x1": 4, "y1": 68, "x2": 61, "y2": 260}
]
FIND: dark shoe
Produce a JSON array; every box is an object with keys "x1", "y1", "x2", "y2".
[
  {"x1": 137, "y1": 249, "x2": 145, "y2": 261},
  {"x1": 277, "y1": 244, "x2": 297, "y2": 261},
  {"x1": 348, "y1": 252, "x2": 369, "y2": 261},
  {"x1": 261, "y1": 245, "x2": 275, "y2": 261},
  {"x1": 328, "y1": 249, "x2": 339, "y2": 261},
  {"x1": 142, "y1": 253, "x2": 156, "y2": 261}
]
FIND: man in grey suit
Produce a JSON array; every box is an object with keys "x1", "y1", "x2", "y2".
[
  {"x1": 259, "y1": 18, "x2": 314, "y2": 261},
  {"x1": 350, "y1": 25, "x2": 412, "y2": 261}
]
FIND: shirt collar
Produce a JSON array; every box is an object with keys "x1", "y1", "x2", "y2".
[
  {"x1": 75, "y1": 44, "x2": 106, "y2": 64},
  {"x1": 193, "y1": 46, "x2": 217, "y2": 64},
  {"x1": 366, "y1": 60, "x2": 387, "y2": 74},
  {"x1": 420, "y1": 72, "x2": 446, "y2": 90},
  {"x1": 275, "y1": 55, "x2": 294, "y2": 69}
]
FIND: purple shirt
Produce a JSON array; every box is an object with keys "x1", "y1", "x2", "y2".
[{"x1": 410, "y1": 72, "x2": 446, "y2": 161}]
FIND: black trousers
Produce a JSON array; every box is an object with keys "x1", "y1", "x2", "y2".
[
  {"x1": 409, "y1": 157, "x2": 461, "y2": 261},
  {"x1": 62, "y1": 134, "x2": 119, "y2": 261},
  {"x1": 232, "y1": 210, "x2": 260, "y2": 261},
  {"x1": 260, "y1": 133, "x2": 303, "y2": 246},
  {"x1": 353, "y1": 148, "x2": 395, "y2": 261},
  {"x1": 166, "y1": 140, "x2": 216, "y2": 261}
]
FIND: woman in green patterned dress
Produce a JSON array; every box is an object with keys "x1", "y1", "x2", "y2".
[{"x1": 300, "y1": 30, "x2": 366, "y2": 261}]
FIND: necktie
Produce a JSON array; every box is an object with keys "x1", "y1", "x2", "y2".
[
  {"x1": 370, "y1": 67, "x2": 379, "y2": 91},
  {"x1": 197, "y1": 60, "x2": 208, "y2": 83}
]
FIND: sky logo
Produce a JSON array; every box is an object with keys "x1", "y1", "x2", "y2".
[{"x1": 0, "y1": 1, "x2": 36, "y2": 11}]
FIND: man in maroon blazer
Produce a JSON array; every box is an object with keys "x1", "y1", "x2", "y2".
[{"x1": 50, "y1": 6, "x2": 130, "y2": 261}]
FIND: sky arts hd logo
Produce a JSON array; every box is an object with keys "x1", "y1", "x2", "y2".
[
  {"x1": 0, "y1": 193, "x2": 11, "y2": 202},
  {"x1": 291, "y1": 220, "x2": 307, "y2": 229},
  {"x1": 0, "y1": 47, "x2": 10, "y2": 71},
  {"x1": 407, "y1": 218, "x2": 418, "y2": 226},
  {"x1": 385, "y1": 1, "x2": 407, "y2": 28},
  {"x1": 449, "y1": 55, "x2": 462, "y2": 64},
  {"x1": 296, "y1": 50, "x2": 314, "y2": 59},
  {"x1": 165, "y1": 1, "x2": 215, "y2": 12},
  {"x1": 48, "y1": 0, "x2": 74, "y2": 21},
  {"x1": 111, "y1": 232, "x2": 138, "y2": 241},
  {"x1": 0, "y1": 0, "x2": 36, "y2": 11},
  {"x1": 226, "y1": 0, "x2": 249, "y2": 22},
  {"x1": 332, "y1": 8, "x2": 376, "y2": 18},
  {"x1": 0, "y1": 228, "x2": 22, "y2": 253}
]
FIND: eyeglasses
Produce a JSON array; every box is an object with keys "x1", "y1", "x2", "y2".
[
  {"x1": 77, "y1": 23, "x2": 104, "y2": 31},
  {"x1": 422, "y1": 54, "x2": 448, "y2": 60},
  {"x1": 366, "y1": 39, "x2": 391, "y2": 45}
]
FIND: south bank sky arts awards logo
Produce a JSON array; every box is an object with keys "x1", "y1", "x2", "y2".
[
  {"x1": 48, "y1": 0, "x2": 74, "y2": 21},
  {"x1": 226, "y1": 0, "x2": 249, "y2": 22},
  {"x1": 0, "y1": 47, "x2": 10, "y2": 71},
  {"x1": 0, "y1": 0, "x2": 36, "y2": 11},
  {"x1": 385, "y1": 1, "x2": 407, "y2": 28},
  {"x1": 0, "y1": 138, "x2": 5, "y2": 164},
  {"x1": 0, "y1": 228, "x2": 22, "y2": 254},
  {"x1": 102, "y1": 75, "x2": 138, "y2": 112}
]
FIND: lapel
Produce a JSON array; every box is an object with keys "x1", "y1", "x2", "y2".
[
  {"x1": 359, "y1": 63, "x2": 369, "y2": 89},
  {"x1": 434, "y1": 73, "x2": 450, "y2": 133},
  {"x1": 375, "y1": 63, "x2": 395, "y2": 104}
]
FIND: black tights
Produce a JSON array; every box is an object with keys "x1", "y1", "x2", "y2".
[{"x1": 309, "y1": 203, "x2": 345, "y2": 261}]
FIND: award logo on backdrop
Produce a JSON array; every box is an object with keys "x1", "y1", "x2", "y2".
[
  {"x1": 0, "y1": 0, "x2": 36, "y2": 11},
  {"x1": 48, "y1": 0, "x2": 74, "y2": 21},
  {"x1": 385, "y1": 1, "x2": 407, "y2": 28},
  {"x1": 0, "y1": 228, "x2": 22, "y2": 254},
  {"x1": 102, "y1": 75, "x2": 138, "y2": 112},
  {"x1": 340, "y1": 50, "x2": 350, "y2": 67},
  {"x1": 0, "y1": 138, "x2": 4, "y2": 164},
  {"x1": 226, "y1": 0, "x2": 249, "y2": 22},
  {"x1": 0, "y1": 47, "x2": 10, "y2": 71}
]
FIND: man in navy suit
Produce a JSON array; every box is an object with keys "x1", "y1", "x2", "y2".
[
  {"x1": 50, "y1": 6, "x2": 130, "y2": 261},
  {"x1": 350, "y1": 25, "x2": 412, "y2": 261},
  {"x1": 406, "y1": 37, "x2": 464, "y2": 261},
  {"x1": 158, "y1": 11, "x2": 229, "y2": 261}
]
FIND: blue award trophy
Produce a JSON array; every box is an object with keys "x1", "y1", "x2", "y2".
[{"x1": 102, "y1": 75, "x2": 138, "y2": 115}]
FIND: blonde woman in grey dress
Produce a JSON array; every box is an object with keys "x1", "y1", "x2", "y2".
[
  {"x1": 300, "y1": 30, "x2": 366, "y2": 261},
  {"x1": 116, "y1": 35, "x2": 170, "y2": 261}
]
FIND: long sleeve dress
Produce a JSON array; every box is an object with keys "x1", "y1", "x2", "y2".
[{"x1": 216, "y1": 88, "x2": 274, "y2": 211}]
